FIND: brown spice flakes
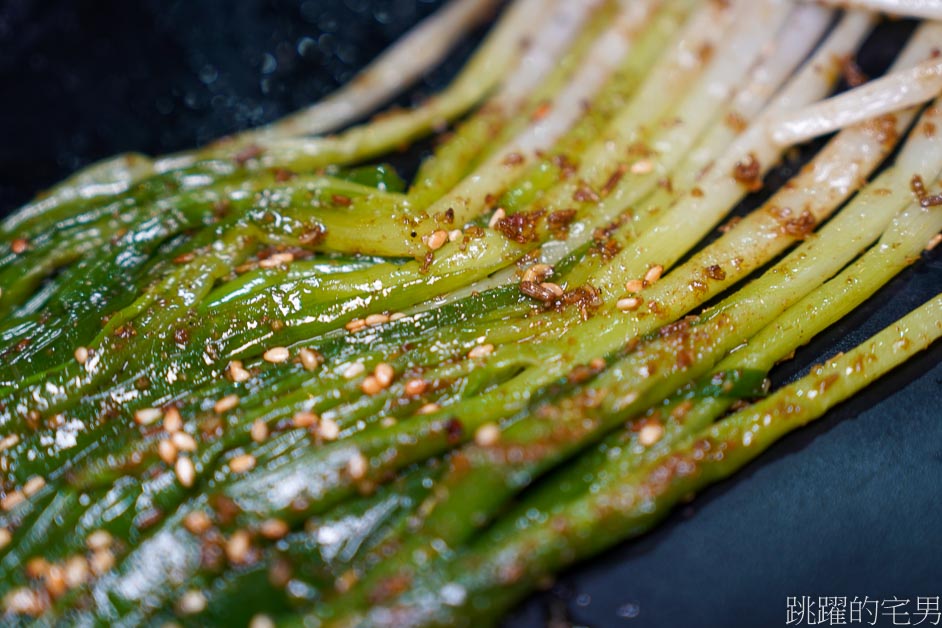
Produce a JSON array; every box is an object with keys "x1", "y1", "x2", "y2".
[
  {"x1": 495, "y1": 209, "x2": 546, "y2": 244},
  {"x1": 705, "y1": 264, "x2": 727, "y2": 280},
  {"x1": 724, "y1": 111, "x2": 748, "y2": 133},
  {"x1": 911, "y1": 174, "x2": 928, "y2": 202},
  {"x1": 732, "y1": 153, "x2": 763, "y2": 192},
  {"x1": 547, "y1": 209, "x2": 577, "y2": 239},
  {"x1": 331, "y1": 194, "x2": 352, "y2": 207},
  {"x1": 920, "y1": 194, "x2": 942, "y2": 208},
  {"x1": 501, "y1": 152, "x2": 525, "y2": 166},
  {"x1": 520, "y1": 281, "x2": 559, "y2": 303},
  {"x1": 841, "y1": 55, "x2": 868, "y2": 88},
  {"x1": 573, "y1": 183, "x2": 601, "y2": 204},
  {"x1": 234, "y1": 144, "x2": 264, "y2": 165},
  {"x1": 601, "y1": 164, "x2": 628, "y2": 196}
]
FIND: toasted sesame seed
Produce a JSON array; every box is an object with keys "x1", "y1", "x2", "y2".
[
  {"x1": 63, "y1": 555, "x2": 89, "y2": 588},
  {"x1": 0, "y1": 528, "x2": 10, "y2": 550},
  {"x1": 631, "y1": 160, "x2": 654, "y2": 174},
  {"x1": 468, "y1": 344, "x2": 494, "y2": 360},
  {"x1": 183, "y1": 510, "x2": 212, "y2": 535},
  {"x1": 178, "y1": 590, "x2": 207, "y2": 615},
  {"x1": 361, "y1": 375, "x2": 382, "y2": 396},
  {"x1": 644, "y1": 264, "x2": 664, "y2": 285},
  {"x1": 26, "y1": 557, "x2": 50, "y2": 578},
  {"x1": 227, "y1": 360, "x2": 251, "y2": 383},
  {"x1": 158, "y1": 439, "x2": 177, "y2": 465},
  {"x1": 22, "y1": 476, "x2": 45, "y2": 497},
  {"x1": 4, "y1": 587, "x2": 43, "y2": 615},
  {"x1": 522, "y1": 263, "x2": 553, "y2": 283},
  {"x1": 590, "y1": 357, "x2": 606, "y2": 370},
  {"x1": 365, "y1": 313, "x2": 389, "y2": 326},
  {"x1": 86, "y1": 530, "x2": 113, "y2": 552},
  {"x1": 448, "y1": 229, "x2": 463, "y2": 242},
  {"x1": 624, "y1": 279, "x2": 644, "y2": 293},
  {"x1": 617, "y1": 296, "x2": 643, "y2": 312},
  {"x1": 343, "y1": 362, "x2": 365, "y2": 379},
  {"x1": 540, "y1": 282, "x2": 564, "y2": 298},
  {"x1": 74, "y1": 346, "x2": 88, "y2": 365},
  {"x1": 263, "y1": 347, "x2": 290, "y2": 363},
  {"x1": 318, "y1": 417, "x2": 340, "y2": 441},
  {"x1": 0, "y1": 434, "x2": 19, "y2": 452},
  {"x1": 638, "y1": 422, "x2": 664, "y2": 446},
  {"x1": 292, "y1": 411, "x2": 319, "y2": 429},
  {"x1": 347, "y1": 451, "x2": 368, "y2": 480},
  {"x1": 225, "y1": 530, "x2": 252, "y2": 564},
  {"x1": 163, "y1": 407, "x2": 183, "y2": 433},
  {"x1": 10, "y1": 238, "x2": 28, "y2": 254},
  {"x1": 345, "y1": 318, "x2": 367, "y2": 332},
  {"x1": 404, "y1": 378, "x2": 428, "y2": 396},
  {"x1": 426, "y1": 229, "x2": 449, "y2": 251},
  {"x1": 389, "y1": 312, "x2": 406, "y2": 321},
  {"x1": 89, "y1": 548, "x2": 115, "y2": 575},
  {"x1": 229, "y1": 454, "x2": 256, "y2": 474},
  {"x1": 417, "y1": 403, "x2": 440, "y2": 415},
  {"x1": 259, "y1": 252, "x2": 294, "y2": 269},
  {"x1": 299, "y1": 347, "x2": 323, "y2": 371},
  {"x1": 214, "y1": 394, "x2": 240, "y2": 414},
  {"x1": 134, "y1": 407, "x2": 162, "y2": 426},
  {"x1": 175, "y1": 457, "x2": 196, "y2": 488},
  {"x1": 172, "y1": 432, "x2": 198, "y2": 452},
  {"x1": 250, "y1": 614, "x2": 276, "y2": 628},
  {"x1": 488, "y1": 208, "x2": 506, "y2": 229},
  {"x1": 250, "y1": 419, "x2": 269, "y2": 443},
  {"x1": 374, "y1": 363, "x2": 395, "y2": 387},
  {"x1": 474, "y1": 422, "x2": 501, "y2": 447},
  {"x1": 259, "y1": 519, "x2": 289, "y2": 540}
]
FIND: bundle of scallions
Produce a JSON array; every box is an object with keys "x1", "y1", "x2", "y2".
[{"x1": 1, "y1": 0, "x2": 941, "y2": 625}]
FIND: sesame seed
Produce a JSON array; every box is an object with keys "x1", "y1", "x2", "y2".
[
  {"x1": 631, "y1": 160, "x2": 654, "y2": 174},
  {"x1": 250, "y1": 614, "x2": 276, "y2": 628},
  {"x1": 213, "y1": 394, "x2": 240, "y2": 414},
  {"x1": 343, "y1": 362, "x2": 365, "y2": 379},
  {"x1": 0, "y1": 434, "x2": 19, "y2": 452},
  {"x1": 624, "y1": 279, "x2": 644, "y2": 293},
  {"x1": 417, "y1": 403, "x2": 440, "y2": 415},
  {"x1": 3, "y1": 587, "x2": 43, "y2": 615},
  {"x1": 134, "y1": 407, "x2": 163, "y2": 426},
  {"x1": 158, "y1": 439, "x2": 178, "y2": 465},
  {"x1": 22, "y1": 476, "x2": 45, "y2": 497},
  {"x1": 74, "y1": 346, "x2": 88, "y2": 365},
  {"x1": 10, "y1": 238, "x2": 28, "y2": 254},
  {"x1": 227, "y1": 360, "x2": 251, "y2": 383},
  {"x1": 178, "y1": 590, "x2": 207, "y2": 615},
  {"x1": 644, "y1": 264, "x2": 664, "y2": 285},
  {"x1": 404, "y1": 378, "x2": 428, "y2": 396},
  {"x1": 183, "y1": 510, "x2": 212, "y2": 535},
  {"x1": 448, "y1": 229, "x2": 463, "y2": 242},
  {"x1": 347, "y1": 451, "x2": 368, "y2": 480},
  {"x1": 259, "y1": 252, "x2": 294, "y2": 269},
  {"x1": 292, "y1": 411, "x2": 319, "y2": 429},
  {"x1": 163, "y1": 407, "x2": 183, "y2": 433},
  {"x1": 540, "y1": 282, "x2": 564, "y2": 298},
  {"x1": 522, "y1": 263, "x2": 552, "y2": 283},
  {"x1": 380, "y1": 416, "x2": 397, "y2": 428},
  {"x1": 361, "y1": 375, "x2": 382, "y2": 396},
  {"x1": 374, "y1": 363, "x2": 395, "y2": 387},
  {"x1": 365, "y1": 313, "x2": 389, "y2": 326},
  {"x1": 63, "y1": 555, "x2": 89, "y2": 588},
  {"x1": 474, "y1": 422, "x2": 501, "y2": 447},
  {"x1": 225, "y1": 530, "x2": 252, "y2": 564},
  {"x1": 89, "y1": 549, "x2": 115, "y2": 576},
  {"x1": 229, "y1": 454, "x2": 256, "y2": 474},
  {"x1": 250, "y1": 419, "x2": 269, "y2": 443},
  {"x1": 263, "y1": 347, "x2": 290, "y2": 363},
  {"x1": 259, "y1": 519, "x2": 289, "y2": 540},
  {"x1": 468, "y1": 344, "x2": 494, "y2": 360},
  {"x1": 318, "y1": 417, "x2": 340, "y2": 441},
  {"x1": 617, "y1": 296, "x2": 643, "y2": 312},
  {"x1": 638, "y1": 422, "x2": 664, "y2": 446},
  {"x1": 172, "y1": 432, "x2": 198, "y2": 452},
  {"x1": 389, "y1": 312, "x2": 406, "y2": 321},
  {"x1": 299, "y1": 347, "x2": 323, "y2": 371},
  {"x1": 86, "y1": 530, "x2": 113, "y2": 552},
  {"x1": 488, "y1": 208, "x2": 506, "y2": 229},
  {"x1": 0, "y1": 528, "x2": 10, "y2": 550},
  {"x1": 345, "y1": 318, "x2": 367, "y2": 332},
  {"x1": 175, "y1": 457, "x2": 196, "y2": 488},
  {"x1": 26, "y1": 557, "x2": 50, "y2": 578},
  {"x1": 426, "y1": 229, "x2": 449, "y2": 251}
]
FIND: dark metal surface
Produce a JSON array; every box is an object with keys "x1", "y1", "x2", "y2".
[{"x1": 1, "y1": 2, "x2": 939, "y2": 626}]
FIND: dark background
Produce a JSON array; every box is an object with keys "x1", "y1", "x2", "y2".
[{"x1": 1, "y1": 1, "x2": 940, "y2": 626}]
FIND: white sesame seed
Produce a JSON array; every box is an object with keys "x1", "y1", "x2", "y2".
[
  {"x1": 213, "y1": 394, "x2": 240, "y2": 414},
  {"x1": 74, "y1": 346, "x2": 88, "y2": 365},
  {"x1": 644, "y1": 264, "x2": 664, "y2": 285},
  {"x1": 259, "y1": 519, "x2": 289, "y2": 540},
  {"x1": 488, "y1": 208, "x2": 506, "y2": 229},
  {"x1": 346, "y1": 451, "x2": 368, "y2": 480},
  {"x1": 163, "y1": 407, "x2": 183, "y2": 433},
  {"x1": 426, "y1": 229, "x2": 449, "y2": 251},
  {"x1": 86, "y1": 530, "x2": 113, "y2": 552},
  {"x1": 263, "y1": 347, "x2": 290, "y2": 363},
  {"x1": 617, "y1": 297, "x2": 643, "y2": 312},
  {"x1": 374, "y1": 363, "x2": 394, "y2": 387},
  {"x1": 229, "y1": 454, "x2": 256, "y2": 474},
  {"x1": 259, "y1": 252, "x2": 294, "y2": 269},
  {"x1": 404, "y1": 378, "x2": 428, "y2": 396},
  {"x1": 178, "y1": 590, "x2": 207, "y2": 615},
  {"x1": 417, "y1": 403, "x2": 440, "y2": 415},
  {"x1": 158, "y1": 439, "x2": 178, "y2": 465},
  {"x1": 89, "y1": 548, "x2": 115, "y2": 575},
  {"x1": 631, "y1": 160, "x2": 653, "y2": 174},
  {"x1": 624, "y1": 279, "x2": 644, "y2": 293},
  {"x1": 250, "y1": 419, "x2": 269, "y2": 443},
  {"x1": 0, "y1": 528, "x2": 11, "y2": 550},
  {"x1": 1, "y1": 491, "x2": 24, "y2": 511},
  {"x1": 0, "y1": 434, "x2": 19, "y2": 452},
  {"x1": 343, "y1": 362, "x2": 365, "y2": 379},
  {"x1": 183, "y1": 510, "x2": 212, "y2": 535},
  {"x1": 365, "y1": 313, "x2": 390, "y2": 326},
  {"x1": 227, "y1": 360, "x2": 251, "y2": 383},
  {"x1": 389, "y1": 312, "x2": 406, "y2": 321},
  {"x1": 638, "y1": 422, "x2": 664, "y2": 446},
  {"x1": 522, "y1": 263, "x2": 552, "y2": 283},
  {"x1": 22, "y1": 476, "x2": 45, "y2": 497},
  {"x1": 361, "y1": 375, "x2": 382, "y2": 396},
  {"x1": 540, "y1": 282, "x2": 564, "y2": 298},
  {"x1": 175, "y1": 457, "x2": 196, "y2": 488},
  {"x1": 474, "y1": 423, "x2": 501, "y2": 447},
  {"x1": 63, "y1": 555, "x2": 89, "y2": 588},
  {"x1": 172, "y1": 432, "x2": 198, "y2": 452},
  {"x1": 3, "y1": 587, "x2": 43, "y2": 615},
  {"x1": 299, "y1": 347, "x2": 323, "y2": 371},
  {"x1": 226, "y1": 529, "x2": 252, "y2": 564},
  {"x1": 380, "y1": 416, "x2": 397, "y2": 428},
  {"x1": 468, "y1": 344, "x2": 494, "y2": 360},
  {"x1": 318, "y1": 417, "x2": 340, "y2": 441},
  {"x1": 345, "y1": 318, "x2": 367, "y2": 332},
  {"x1": 134, "y1": 407, "x2": 163, "y2": 426},
  {"x1": 292, "y1": 411, "x2": 319, "y2": 429},
  {"x1": 250, "y1": 614, "x2": 276, "y2": 628},
  {"x1": 448, "y1": 229, "x2": 463, "y2": 242}
]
